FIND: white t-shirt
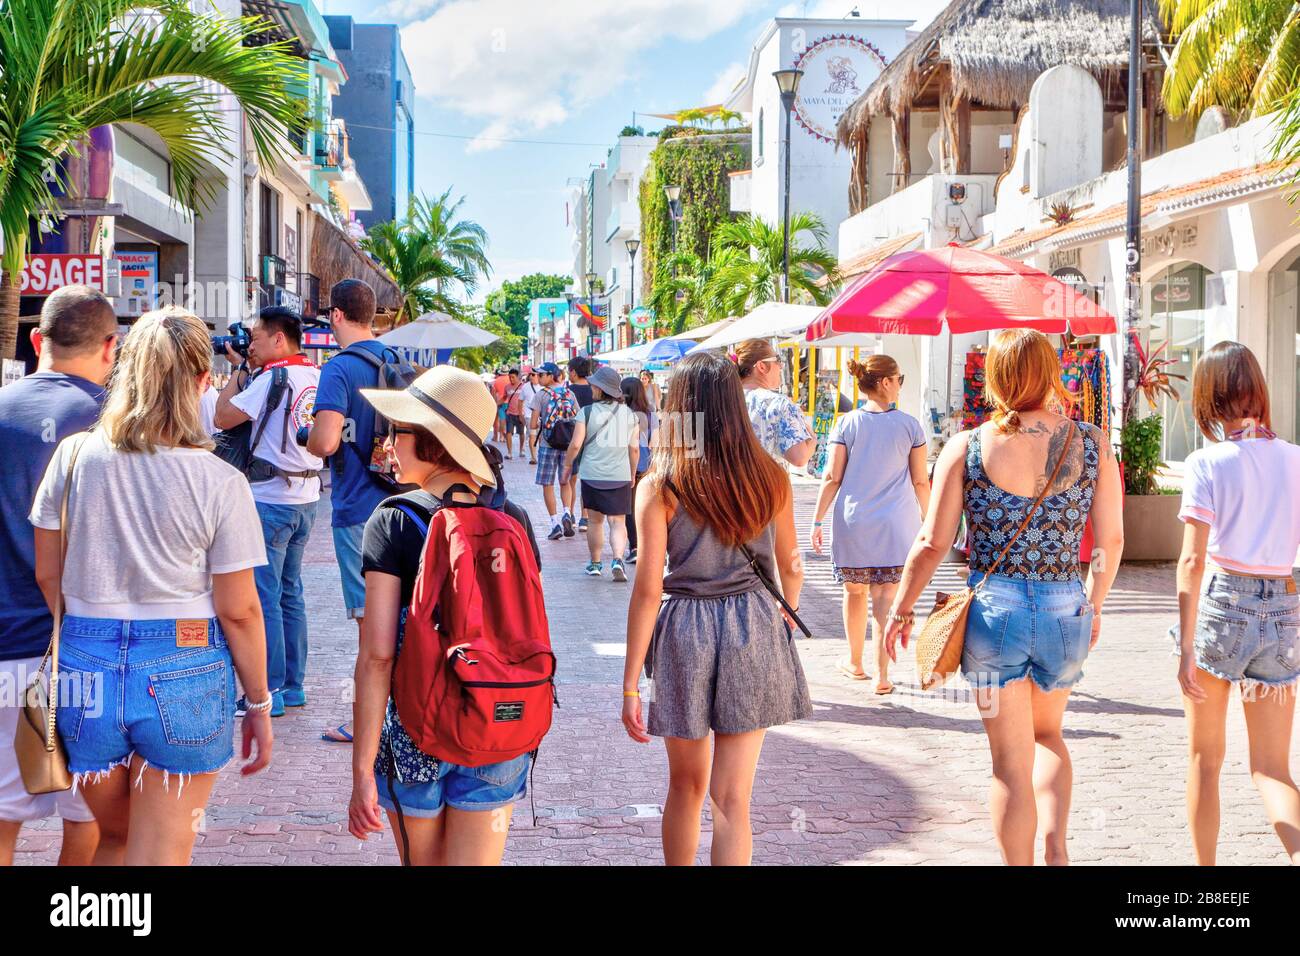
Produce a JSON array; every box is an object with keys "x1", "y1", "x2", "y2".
[
  {"x1": 577, "y1": 402, "x2": 639, "y2": 483},
  {"x1": 230, "y1": 363, "x2": 323, "y2": 505},
  {"x1": 199, "y1": 385, "x2": 218, "y2": 435},
  {"x1": 1179, "y1": 436, "x2": 1300, "y2": 577},
  {"x1": 519, "y1": 382, "x2": 540, "y2": 417},
  {"x1": 30, "y1": 431, "x2": 267, "y2": 619}
]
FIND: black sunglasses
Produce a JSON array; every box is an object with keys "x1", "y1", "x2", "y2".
[{"x1": 387, "y1": 424, "x2": 415, "y2": 441}]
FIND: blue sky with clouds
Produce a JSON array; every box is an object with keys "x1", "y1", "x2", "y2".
[{"x1": 318, "y1": 0, "x2": 950, "y2": 300}]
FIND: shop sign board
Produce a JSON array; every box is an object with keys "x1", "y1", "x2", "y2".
[{"x1": 18, "y1": 255, "x2": 105, "y2": 295}]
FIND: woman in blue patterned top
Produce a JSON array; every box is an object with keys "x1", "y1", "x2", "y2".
[
  {"x1": 884, "y1": 329, "x2": 1124, "y2": 866},
  {"x1": 735, "y1": 339, "x2": 815, "y2": 469}
]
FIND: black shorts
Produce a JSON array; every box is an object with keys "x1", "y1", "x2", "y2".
[
  {"x1": 580, "y1": 480, "x2": 632, "y2": 515},
  {"x1": 505, "y1": 414, "x2": 525, "y2": 436}
]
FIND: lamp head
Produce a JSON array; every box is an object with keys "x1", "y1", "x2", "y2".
[
  {"x1": 773, "y1": 68, "x2": 803, "y2": 102},
  {"x1": 663, "y1": 184, "x2": 681, "y2": 203},
  {"x1": 625, "y1": 238, "x2": 641, "y2": 258}
]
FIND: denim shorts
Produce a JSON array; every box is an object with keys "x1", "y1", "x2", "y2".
[
  {"x1": 332, "y1": 523, "x2": 367, "y2": 619},
  {"x1": 960, "y1": 571, "x2": 1094, "y2": 693},
  {"x1": 375, "y1": 752, "x2": 531, "y2": 819},
  {"x1": 1183, "y1": 573, "x2": 1300, "y2": 694},
  {"x1": 56, "y1": 616, "x2": 236, "y2": 785}
]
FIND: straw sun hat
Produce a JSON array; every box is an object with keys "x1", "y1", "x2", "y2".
[{"x1": 360, "y1": 365, "x2": 499, "y2": 488}]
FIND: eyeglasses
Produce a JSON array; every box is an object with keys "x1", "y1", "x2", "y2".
[
  {"x1": 387, "y1": 424, "x2": 415, "y2": 442},
  {"x1": 898, "y1": 374, "x2": 905, "y2": 386}
]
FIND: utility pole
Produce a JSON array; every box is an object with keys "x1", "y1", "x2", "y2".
[{"x1": 1122, "y1": 0, "x2": 1143, "y2": 425}]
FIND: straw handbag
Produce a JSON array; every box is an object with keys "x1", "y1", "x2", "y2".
[
  {"x1": 15, "y1": 434, "x2": 88, "y2": 794},
  {"x1": 914, "y1": 427, "x2": 1077, "y2": 689}
]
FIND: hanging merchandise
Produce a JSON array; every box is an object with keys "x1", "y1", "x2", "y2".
[
  {"x1": 1058, "y1": 347, "x2": 1111, "y2": 436},
  {"x1": 806, "y1": 366, "x2": 841, "y2": 478},
  {"x1": 961, "y1": 350, "x2": 991, "y2": 431}
]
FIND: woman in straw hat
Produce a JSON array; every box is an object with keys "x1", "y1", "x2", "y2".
[{"x1": 347, "y1": 366, "x2": 542, "y2": 866}]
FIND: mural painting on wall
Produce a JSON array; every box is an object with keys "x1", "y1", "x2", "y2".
[{"x1": 791, "y1": 34, "x2": 888, "y2": 144}]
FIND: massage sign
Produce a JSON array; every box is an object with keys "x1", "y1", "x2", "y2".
[
  {"x1": 791, "y1": 34, "x2": 888, "y2": 144},
  {"x1": 18, "y1": 254, "x2": 106, "y2": 295}
]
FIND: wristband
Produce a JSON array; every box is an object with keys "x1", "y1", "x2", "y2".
[
  {"x1": 623, "y1": 690, "x2": 641, "y2": 698},
  {"x1": 244, "y1": 694, "x2": 274, "y2": 714},
  {"x1": 812, "y1": 521, "x2": 823, "y2": 527},
  {"x1": 889, "y1": 610, "x2": 915, "y2": 625}
]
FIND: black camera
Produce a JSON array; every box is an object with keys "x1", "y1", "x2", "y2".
[{"x1": 212, "y1": 321, "x2": 250, "y2": 359}]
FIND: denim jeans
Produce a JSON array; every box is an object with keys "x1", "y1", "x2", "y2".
[{"x1": 254, "y1": 500, "x2": 317, "y2": 695}]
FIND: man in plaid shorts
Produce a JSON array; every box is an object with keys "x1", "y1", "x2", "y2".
[{"x1": 529, "y1": 363, "x2": 577, "y2": 540}]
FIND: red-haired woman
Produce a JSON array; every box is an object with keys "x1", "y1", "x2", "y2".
[
  {"x1": 1175, "y1": 341, "x2": 1300, "y2": 865},
  {"x1": 884, "y1": 329, "x2": 1124, "y2": 865},
  {"x1": 622, "y1": 352, "x2": 810, "y2": 866}
]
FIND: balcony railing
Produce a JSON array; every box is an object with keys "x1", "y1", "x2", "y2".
[
  {"x1": 315, "y1": 130, "x2": 346, "y2": 170},
  {"x1": 260, "y1": 254, "x2": 286, "y2": 289},
  {"x1": 297, "y1": 272, "x2": 321, "y2": 316}
]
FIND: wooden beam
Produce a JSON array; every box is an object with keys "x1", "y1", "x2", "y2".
[
  {"x1": 890, "y1": 109, "x2": 911, "y2": 194},
  {"x1": 955, "y1": 94, "x2": 972, "y2": 175}
]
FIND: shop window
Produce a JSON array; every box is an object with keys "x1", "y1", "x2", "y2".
[{"x1": 1144, "y1": 263, "x2": 1211, "y2": 463}]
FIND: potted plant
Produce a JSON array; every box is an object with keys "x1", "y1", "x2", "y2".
[{"x1": 1119, "y1": 338, "x2": 1186, "y2": 560}]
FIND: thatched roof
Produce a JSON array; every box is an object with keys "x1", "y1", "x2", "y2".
[
  {"x1": 837, "y1": 0, "x2": 1163, "y2": 144},
  {"x1": 308, "y1": 210, "x2": 401, "y2": 312}
]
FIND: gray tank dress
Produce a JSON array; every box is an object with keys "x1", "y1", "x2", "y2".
[{"x1": 645, "y1": 501, "x2": 813, "y2": 739}]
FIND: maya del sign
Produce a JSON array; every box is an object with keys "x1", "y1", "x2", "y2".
[
  {"x1": 18, "y1": 255, "x2": 106, "y2": 295},
  {"x1": 792, "y1": 34, "x2": 887, "y2": 144}
]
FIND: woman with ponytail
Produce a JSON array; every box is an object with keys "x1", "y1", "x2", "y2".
[
  {"x1": 810, "y1": 354, "x2": 929, "y2": 692},
  {"x1": 31, "y1": 307, "x2": 272, "y2": 864},
  {"x1": 882, "y1": 329, "x2": 1123, "y2": 865},
  {"x1": 734, "y1": 338, "x2": 815, "y2": 469}
]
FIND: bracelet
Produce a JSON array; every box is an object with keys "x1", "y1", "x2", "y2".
[
  {"x1": 889, "y1": 610, "x2": 915, "y2": 625},
  {"x1": 812, "y1": 521, "x2": 823, "y2": 527},
  {"x1": 623, "y1": 690, "x2": 641, "y2": 698},
  {"x1": 244, "y1": 694, "x2": 274, "y2": 714}
]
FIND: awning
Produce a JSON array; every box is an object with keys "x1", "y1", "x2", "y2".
[
  {"x1": 687, "y1": 302, "x2": 823, "y2": 353},
  {"x1": 309, "y1": 210, "x2": 401, "y2": 312},
  {"x1": 663, "y1": 317, "x2": 738, "y2": 340}
]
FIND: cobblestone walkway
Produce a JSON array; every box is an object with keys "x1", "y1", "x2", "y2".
[{"x1": 15, "y1": 457, "x2": 1298, "y2": 865}]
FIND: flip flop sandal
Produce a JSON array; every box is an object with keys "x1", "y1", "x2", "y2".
[
  {"x1": 837, "y1": 659, "x2": 869, "y2": 681},
  {"x1": 320, "y1": 724, "x2": 353, "y2": 743},
  {"x1": 874, "y1": 683, "x2": 895, "y2": 696}
]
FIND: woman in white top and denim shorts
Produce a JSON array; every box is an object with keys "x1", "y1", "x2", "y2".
[{"x1": 1174, "y1": 341, "x2": 1300, "y2": 866}]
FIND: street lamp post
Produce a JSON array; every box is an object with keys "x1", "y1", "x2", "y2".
[
  {"x1": 1122, "y1": 0, "x2": 1143, "y2": 425},
  {"x1": 585, "y1": 271, "x2": 599, "y2": 355},
  {"x1": 625, "y1": 238, "x2": 640, "y2": 348},
  {"x1": 663, "y1": 185, "x2": 682, "y2": 255},
  {"x1": 773, "y1": 68, "x2": 803, "y2": 304}
]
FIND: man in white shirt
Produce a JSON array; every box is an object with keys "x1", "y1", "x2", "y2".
[
  {"x1": 214, "y1": 307, "x2": 322, "y2": 716},
  {"x1": 518, "y1": 369, "x2": 541, "y2": 464}
]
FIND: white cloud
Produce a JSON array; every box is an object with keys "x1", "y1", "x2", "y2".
[
  {"x1": 703, "y1": 60, "x2": 748, "y2": 106},
  {"x1": 399, "y1": 0, "x2": 763, "y2": 152}
]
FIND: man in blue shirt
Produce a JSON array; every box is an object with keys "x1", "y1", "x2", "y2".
[
  {"x1": 0, "y1": 285, "x2": 116, "y2": 865},
  {"x1": 306, "y1": 280, "x2": 390, "y2": 743}
]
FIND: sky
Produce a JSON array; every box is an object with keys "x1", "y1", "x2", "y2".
[{"x1": 318, "y1": 0, "x2": 951, "y2": 302}]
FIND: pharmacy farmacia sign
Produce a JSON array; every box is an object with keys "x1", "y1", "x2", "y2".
[{"x1": 792, "y1": 34, "x2": 887, "y2": 144}]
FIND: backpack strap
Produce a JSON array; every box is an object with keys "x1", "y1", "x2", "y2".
[
  {"x1": 249, "y1": 366, "x2": 290, "y2": 455},
  {"x1": 402, "y1": 385, "x2": 506, "y2": 508}
]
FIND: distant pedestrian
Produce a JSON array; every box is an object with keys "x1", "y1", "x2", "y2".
[
  {"x1": 519, "y1": 369, "x2": 541, "y2": 464},
  {"x1": 562, "y1": 365, "x2": 638, "y2": 581},
  {"x1": 810, "y1": 355, "x2": 930, "y2": 693},
  {"x1": 502, "y1": 368, "x2": 527, "y2": 460},
  {"x1": 347, "y1": 366, "x2": 541, "y2": 865},
  {"x1": 529, "y1": 362, "x2": 578, "y2": 540},
  {"x1": 0, "y1": 285, "x2": 115, "y2": 866},
  {"x1": 214, "y1": 307, "x2": 322, "y2": 718},
  {"x1": 1174, "y1": 341, "x2": 1300, "y2": 865},
  {"x1": 621, "y1": 374, "x2": 655, "y2": 565},
  {"x1": 305, "y1": 279, "x2": 396, "y2": 744},
  {"x1": 640, "y1": 369, "x2": 662, "y2": 412},
  {"x1": 884, "y1": 329, "x2": 1123, "y2": 866},
  {"x1": 734, "y1": 339, "x2": 814, "y2": 469},
  {"x1": 491, "y1": 367, "x2": 510, "y2": 444},
  {"x1": 567, "y1": 357, "x2": 594, "y2": 532},
  {"x1": 32, "y1": 307, "x2": 272, "y2": 866},
  {"x1": 622, "y1": 351, "x2": 811, "y2": 866}
]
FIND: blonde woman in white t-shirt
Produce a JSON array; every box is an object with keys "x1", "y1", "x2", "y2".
[
  {"x1": 31, "y1": 307, "x2": 272, "y2": 866},
  {"x1": 1175, "y1": 341, "x2": 1300, "y2": 865}
]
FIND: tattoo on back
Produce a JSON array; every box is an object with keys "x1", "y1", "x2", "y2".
[{"x1": 1035, "y1": 422, "x2": 1083, "y2": 497}]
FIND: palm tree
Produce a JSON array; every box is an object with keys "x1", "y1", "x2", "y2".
[
  {"x1": 408, "y1": 189, "x2": 491, "y2": 298},
  {"x1": 360, "y1": 220, "x2": 469, "y2": 326},
  {"x1": 1160, "y1": 0, "x2": 1300, "y2": 120},
  {"x1": 0, "y1": 0, "x2": 307, "y2": 357},
  {"x1": 648, "y1": 251, "x2": 720, "y2": 334},
  {"x1": 704, "y1": 213, "x2": 840, "y2": 316}
]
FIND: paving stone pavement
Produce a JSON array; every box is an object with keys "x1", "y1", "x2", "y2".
[{"x1": 15, "y1": 456, "x2": 1298, "y2": 866}]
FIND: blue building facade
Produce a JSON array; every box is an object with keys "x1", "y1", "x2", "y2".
[{"x1": 323, "y1": 16, "x2": 416, "y2": 229}]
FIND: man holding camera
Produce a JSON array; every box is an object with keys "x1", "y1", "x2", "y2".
[{"x1": 214, "y1": 307, "x2": 322, "y2": 717}]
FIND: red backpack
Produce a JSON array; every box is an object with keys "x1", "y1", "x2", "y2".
[{"x1": 391, "y1": 489, "x2": 555, "y2": 767}]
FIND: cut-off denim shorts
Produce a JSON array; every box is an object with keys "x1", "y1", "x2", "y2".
[
  {"x1": 376, "y1": 752, "x2": 532, "y2": 819},
  {"x1": 56, "y1": 615, "x2": 236, "y2": 793},
  {"x1": 960, "y1": 571, "x2": 1094, "y2": 693},
  {"x1": 1178, "y1": 572, "x2": 1300, "y2": 698}
]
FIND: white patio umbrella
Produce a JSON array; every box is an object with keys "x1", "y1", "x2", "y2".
[
  {"x1": 379, "y1": 311, "x2": 499, "y2": 350},
  {"x1": 686, "y1": 302, "x2": 822, "y2": 353}
]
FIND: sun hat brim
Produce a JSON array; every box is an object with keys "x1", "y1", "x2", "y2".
[{"x1": 359, "y1": 386, "x2": 496, "y2": 488}]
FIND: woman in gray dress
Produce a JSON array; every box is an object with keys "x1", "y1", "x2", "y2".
[
  {"x1": 622, "y1": 352, "x2": 811, "y2": 866},
  {"x1": 811, "y1": 355, "x2": 930, "y2": 693}
]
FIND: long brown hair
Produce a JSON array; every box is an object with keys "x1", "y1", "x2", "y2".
[
  {"x1": 984, "y1": 328, "x2": 1074, "y2": 433},
  {"x1": 651, "y1": 352, "x2": 789, "y2": 546},
  {"x1": 1193, "y1": 341, "x2": 1271, "y2": 441}
]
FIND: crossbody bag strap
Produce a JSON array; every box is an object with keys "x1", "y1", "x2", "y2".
[
  {"x1": 41, "y1": 432, "x2": 90, "y2": 751},
  {"x1": 979, "y1": 423, "x2": 1080, "y2": 585},
  {"x1": 663, "y1": 477, "x2": 812, "y2": 637}
]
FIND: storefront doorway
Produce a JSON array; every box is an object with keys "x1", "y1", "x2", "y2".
[
  {"x1": 1267, "y1": 252, "x2": 1300, "y2": 443},
  {"x1": 1145, "y1": 263, "x2": 1212, "y2": 462}
]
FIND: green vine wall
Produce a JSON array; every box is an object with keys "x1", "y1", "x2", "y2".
[{"x1": 639, "y1": 127, "x2": 751, "y2": 329}]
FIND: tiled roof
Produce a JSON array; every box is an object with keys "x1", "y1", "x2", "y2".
[
  {"x1": 991, "y1": 162, "x2": 1294, "y2": 257},
  {"x1": 831, "y1": 231, "x2": 924, "y2": 283}
]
